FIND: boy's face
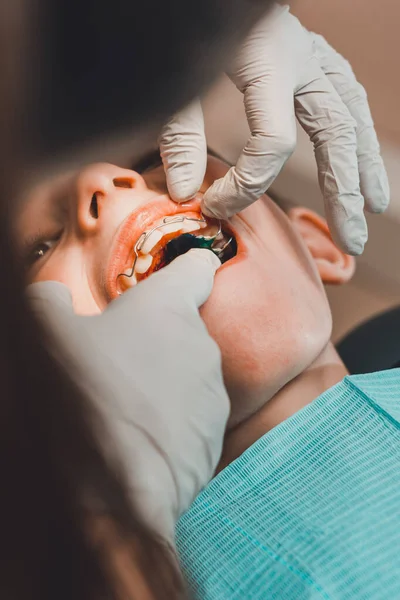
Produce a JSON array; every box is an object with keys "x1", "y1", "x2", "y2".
[{"x1": 16, "y1": 156, "x2": 347, "y2": 425}]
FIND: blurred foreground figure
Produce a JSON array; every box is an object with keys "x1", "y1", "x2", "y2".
[{"x1": 0, "y1": 1, "x2": 271, "y2": 599}]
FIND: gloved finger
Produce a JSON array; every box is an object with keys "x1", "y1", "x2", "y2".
[
  {"x1": 312, "y1": 32, "x2": 389, "y2": 214},
  {"x1": 26, "y1": 281, "x2": 75, "y2": 313},
  {"x1": 142, "y1": 248, "x2": 220, "y2": 310},
  {"x1": 26, "y1": 282, "x2": 79, "y2": 349},
  {"x1": 109, "y1": 248, "x2": 221, "y2": 320},
  {"x1": 159, "y1": 99, "x2": 207, "y2": 202},
  {"x1": 295, "y1": 63, "x2": 367, "y2": 255},
  {"x1": 202, "y1": 76, "x2": 297, "y2": 219}
]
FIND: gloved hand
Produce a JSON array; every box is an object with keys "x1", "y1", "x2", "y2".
[
  {"x1": 27, "y1": 249, "x2": 229, "y2": 543},
  {"x1": 160, "y1": 4, "x2": 389, "y2": 256}
]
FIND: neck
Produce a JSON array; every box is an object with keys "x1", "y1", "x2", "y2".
[{"x1": 218, "y1": 343, "x2": 348, "y2": 472}]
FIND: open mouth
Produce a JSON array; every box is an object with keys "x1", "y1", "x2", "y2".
[{"x1": 117, "y1": 214, "x2": 237, "y2": 293}]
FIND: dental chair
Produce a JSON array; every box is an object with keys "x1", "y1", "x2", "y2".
[{"x1": 337, "y1": 306, "x2": 400, "y2": 374}]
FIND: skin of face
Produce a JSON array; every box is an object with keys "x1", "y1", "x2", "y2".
[{"x1": 16, "y1": 156, "x2": 355, "y2": 428}]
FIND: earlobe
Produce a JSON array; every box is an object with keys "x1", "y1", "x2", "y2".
[{"x1": 288, "y1": 207, "x2": 356, "y2": 285}]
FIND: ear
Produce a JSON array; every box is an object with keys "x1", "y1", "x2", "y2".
[{"x1": 288, "y1": 207, "x2": 356, "y2": 284}]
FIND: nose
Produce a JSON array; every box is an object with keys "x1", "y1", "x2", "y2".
[{"x1": 75, "y1": 163, "x2": 145, "y2": 235}]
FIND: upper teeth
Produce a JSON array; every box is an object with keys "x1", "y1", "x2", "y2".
[
  {"x1": 140, "y1": 229, "x2": 163, "y2": 254},
  {"x1": 118, "y1": 215, "x2": 207, "y2": 293},
  {"x1": 121, "y1": 270, "x2": 137, "y2": 288},
  {"x1": 135, "y1": 254, "x2": 154, "y2": 274},
  {"x1": 138, "y1": 218, "x2": 202, "y2": 255}
]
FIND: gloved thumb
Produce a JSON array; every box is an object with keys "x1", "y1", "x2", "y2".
[
  {"x1": 26, "y1": 281, "x2": 75, "y2": 314},
  {"x1": 26, "y1": 282, "x2": 81, "y2": 351},
  {"x1": 127, "y1": 248, "x2": 221, "y2": 312},
  {"x1": 159, "y1": 99, "x2": 207, "y2": 202}
]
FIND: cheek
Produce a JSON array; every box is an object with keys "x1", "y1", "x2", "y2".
[
  {"x1": 72, "y1": 286, "x2": 102, "y2": 315},
  {"x1": 201, "y1": 258, "x2": 332, "y2": 424}
]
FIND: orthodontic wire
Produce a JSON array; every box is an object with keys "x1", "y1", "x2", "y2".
[
  {"x1": 117, "y1": 216, "x2": 224, "y2": 284},
  {"x1": 214, "y1": 234, "x2": 233, "y2": 255}
]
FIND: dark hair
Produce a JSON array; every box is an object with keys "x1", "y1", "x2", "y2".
[
  {"x1": 0, "y1": 39, "x2": 183, "y2": 600},
  {"x1": 0, "y1": 5, "x2": 183, "y2": 599},
  {"x1": 0, "y1": 238, "x2": 184, "y2": 599},
  {"x1": 0, "y1": 0, "x2": 275, "y2": 597}
]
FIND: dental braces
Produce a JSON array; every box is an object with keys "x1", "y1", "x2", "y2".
[{"x1": 117, "y1": 214, "x2": 233, "y2": 284}]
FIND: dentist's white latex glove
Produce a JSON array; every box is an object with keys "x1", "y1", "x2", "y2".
[
  {"x1": 27, "y1": 249, "x2": 229, "y2": 543},
  {"x1": 160, "y1": 4, "x2": 389, "y2": 255}
]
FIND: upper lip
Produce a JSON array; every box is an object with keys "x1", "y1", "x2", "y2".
[{"x1": 105, "y1": 196, "x2": 205, "y2": 300}]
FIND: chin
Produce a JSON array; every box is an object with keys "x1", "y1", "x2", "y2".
[{"x1": 221, "y1": 309, "x2": 333, "y2": 429}]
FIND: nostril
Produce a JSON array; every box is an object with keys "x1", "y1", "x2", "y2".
[
  {"x1": 113, "y1": 177, "x2": 134, "y2": 189},
  {"x1": 90, "y1": 193, "x2": 99, "y2": 219}
]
